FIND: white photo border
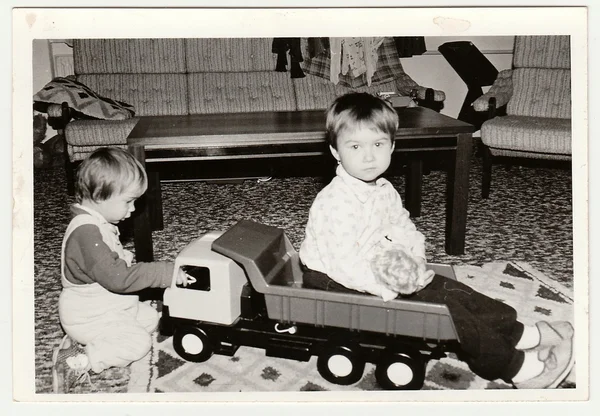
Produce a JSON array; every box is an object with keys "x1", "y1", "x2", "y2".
[{"x1": 8, "y1": 2, "x2": 594, "y2": 414}]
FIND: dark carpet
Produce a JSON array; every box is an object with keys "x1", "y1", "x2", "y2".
[{"x1": 33, "y1": 149, "x2": 574, "y2": 394}]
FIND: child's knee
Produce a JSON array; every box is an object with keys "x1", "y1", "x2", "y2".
[
  {"x1": 86, "y1": 328, "x2": 153, "y2": 371},
  {"x1": 128, "y1": 331, "x2": 153, "y2": 361},
  {"x1": 137, "y1": 331, "x2": 153, "y2": 355},
  {"x1": 137, "y1": 302, "x2": 160, "y2": 333},
  {"x1": 142, "y1": 311, "x2": 159, "y2": 334}
]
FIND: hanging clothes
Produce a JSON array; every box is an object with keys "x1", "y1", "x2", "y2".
[
  {"x1": 307, "y1": 37, "x2": 329, "y2": 58},
  {"x1": 393, "y1": 37, "x2": 427, "y2": 57},
  {"x1": 329, "y1": 38, "x2": 343, "y2": 85},
  {"x1": 301, "y1": 37, "x2": 407, "y2": 89},
  {"x1": 272, "y1": 38, "x2": 305, "y2": 78},
  {"x1": 331, "y1": 37, "x2": 384, "y2": 86},
  {"x1": 364, "y1": 38, "x2": 385, "y2": 85},
  {"x1": 340, "y1": 38, "x2": 366, "y2": 78}
]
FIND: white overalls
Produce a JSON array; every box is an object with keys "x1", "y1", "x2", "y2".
[{"x1": 59, "y1": 210, "x2": 158, "y2": 373}]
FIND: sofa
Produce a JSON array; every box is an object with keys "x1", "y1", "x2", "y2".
[
  {"x1": 41, "y1": 37, "x2": 445, "y2": 191},
  {"x1": 472, "y1": 35, "x2": 571, "y2": 198}
]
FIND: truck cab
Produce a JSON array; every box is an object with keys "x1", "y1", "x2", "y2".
[{"x1": 163, "y1": 231, "x2": 248, "y2": 326}]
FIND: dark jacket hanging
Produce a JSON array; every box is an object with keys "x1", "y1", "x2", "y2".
[
  {"x1": 272, "y1": 38, "x2": 305, "y2": 78},
  {"x1": 393, "y1": 37, "x2": 427, "y2": 58}
]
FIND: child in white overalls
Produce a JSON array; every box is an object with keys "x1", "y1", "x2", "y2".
[{"x1": 52, "y1": 147, "x2": 187, "y2": 394}]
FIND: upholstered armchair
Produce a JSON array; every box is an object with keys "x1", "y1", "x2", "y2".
[{"x1": 472, "y1": 36, "x2": 571, "y2": 198}]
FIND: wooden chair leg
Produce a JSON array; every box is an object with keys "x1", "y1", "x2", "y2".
[
  {"x1": 62, "y1": 134, "x2": 76, "y2": 196},
  {"x1": 65, "y1": 157, "x2": 76, "y2": 196},
  {"x1": 147, "y1": 170, "x2": 164, "y2": 231},
  {"x1": 482, "y1": 145, "x2": 492, "y2": 199},
  {"x1": 405, "y1": 159, "x2": 423, "y2": 217}
]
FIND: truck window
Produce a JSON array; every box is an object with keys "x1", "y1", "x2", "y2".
[{"x1": 181, "y1": 265, "x2": 211, "y2": 292}]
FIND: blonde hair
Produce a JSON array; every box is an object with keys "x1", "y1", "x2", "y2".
[
  {"x1": 325, "y1": 92, "x2": 399, "y2": 149},
  {"x1": 75, "y1": 147, "x2": 148, "y2": 203}
]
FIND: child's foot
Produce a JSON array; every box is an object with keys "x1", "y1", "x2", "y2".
[
  {"x1": 513, "y1": 335, "x2": 575, "y2": 389},
  {"x1": 51, "y1": 335, "x2": 92, "y2": 394},
  {"x1": 536, "y1": 321, "x2": 574, "y2": 349}
]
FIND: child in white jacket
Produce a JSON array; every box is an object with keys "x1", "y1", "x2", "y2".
[{"x1": 300, "y1": 92, "x2": 574, "y2": 389}]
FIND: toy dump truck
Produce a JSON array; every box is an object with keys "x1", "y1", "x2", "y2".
[{"x1": 160, "y1": 220, "x2": 461, "y2": 390}]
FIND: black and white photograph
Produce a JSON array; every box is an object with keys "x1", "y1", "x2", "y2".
[{"x1": 10, "y1": 4, "x2": 592, "y2": 411}]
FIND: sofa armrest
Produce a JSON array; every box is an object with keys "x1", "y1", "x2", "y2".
[
  {"x1": 392, "y1": 77, "x2": 446, "y2": 112},
  {"x1": 394, "y1": 76, "x2": 446, "y2": 102},
  {"x1": 411, "y1": 86, "x2": 446, "y2": 103},
  {"x1": 413, "y1": 87, "x2": 446, "y2": 112},
  {"x1": 472, "y1": 69, "x2": 513, "y2": 113}
]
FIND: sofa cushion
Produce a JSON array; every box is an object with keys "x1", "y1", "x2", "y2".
[
  {"x1": 293, "y1": 75, "x2": 400, "y2": 111},
  {"x1": 65, "y1": 118, "x2": 139, "y2": 156},
  {"x1": 186, "y1": 38, "x2": 276, "y2": 72},
  {"x1": 78, "y1": 74, "x2": 189, "y2": 116},
  {"x1": 507, "y1": 68, "x2": 571, "y2": 119},
  {"x1": 484, "y1": 148, "x2": 571, "y2": 161},
  {"x1": 67, "y1": 144, "x2": 130, "y2": 162},
  {"x1": 481, "y1": 115, "x2": 571, "y2": 157},
  {"x1": 513, "y1": 36, "x2": 570, "y2": 69},
  {"x1": 74, "y1": 39, "x2": 187, "y2": 74},
  {"x1": 188, "y1": 72, "x2": 297, "y2": 114}
]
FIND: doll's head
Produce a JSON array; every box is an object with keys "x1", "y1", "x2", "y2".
[{"x1": 371, "y1": 247, "x2": 423, "y2": 295}]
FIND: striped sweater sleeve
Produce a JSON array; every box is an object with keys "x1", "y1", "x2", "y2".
[{"x1": 64, "y1": 224, "x2": 174, "y2": 292}]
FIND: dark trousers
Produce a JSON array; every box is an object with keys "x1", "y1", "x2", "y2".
[{"x1": 303, "y1": 270, "x2": 525, "y2": 382}]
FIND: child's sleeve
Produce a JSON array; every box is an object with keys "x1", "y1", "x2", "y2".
[
  {"x1": 387, "y1": 189, "x2": 428, "y2": 260},
  {"x1": 64, "y1": 224, "x2": 174, "y2": 293}
]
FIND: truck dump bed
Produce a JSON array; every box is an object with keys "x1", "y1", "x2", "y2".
[{"x1": 212, "y1": 220, "x2": 459, "y2": 343}]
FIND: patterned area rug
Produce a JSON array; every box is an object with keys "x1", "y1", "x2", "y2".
[
  {"x1": 127, "y1": 261, "x2": 575, "y2": 393},
  {"x1": 33, "y1": 157, "x2": 575, "y2": 394}
]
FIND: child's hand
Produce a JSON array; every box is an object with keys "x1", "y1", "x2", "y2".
[
  {"x1": 416, "y1": 269, "x2": 435, "y2": 290},
  {"x1": 415, "y1": 257, "x2": 435, "y2": 290},
  {"x1": 176, "y1": 269, "x2": 190, "y2": 287}
]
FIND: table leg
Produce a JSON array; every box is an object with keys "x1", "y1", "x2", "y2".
[
  {"x1": 405, "y1": 159, "x2": 423, "y2": 217},
  {"x1": 445, "y1": 133, "x2": 473, "y2": 255},
  {"x1": 147, "y1": 169, "x2": 164, "y2": 231},
  {"x1": 128, "y1": 144, "x2": 154, "y2": 262}
]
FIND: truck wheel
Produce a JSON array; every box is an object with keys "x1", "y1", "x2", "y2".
[
  {"x1": 173, "y1": 326, "x2": 215, "y2": 362},
  {"x1": 375, "y1": 349, "x2": 425, "y2": 390},
  {"x1": 317, "y1": 344, "x2": 365, "y2": 385}
]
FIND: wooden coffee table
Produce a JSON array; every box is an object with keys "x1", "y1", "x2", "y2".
[{"x1": 127, "y1": 107, "x2": 474, "y2": 261}]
